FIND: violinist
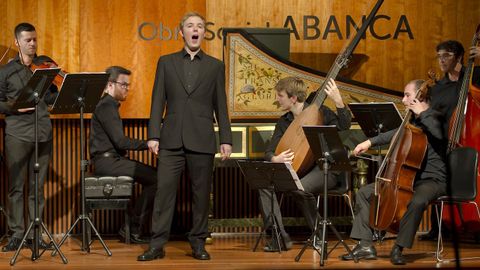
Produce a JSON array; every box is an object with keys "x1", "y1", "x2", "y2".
[
  {"x1": 0, "y1": 22, "x2": 57, "y2": 252},
  {"x1": 419, "y1": 40, "x2": 480, "y2": 241},
  {"x1": 342, "y1": 80, "x2": 447, "y2": 265}
]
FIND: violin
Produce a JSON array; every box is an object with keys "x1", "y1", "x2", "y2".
[{"x1": 30, "y1": 56, "x2": 67, "y2": 89}]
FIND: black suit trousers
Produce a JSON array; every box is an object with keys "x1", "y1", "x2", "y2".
[
  {"x1": 93, "y1": 156, "x2": 157, "y2": 233},
  {"x1": 150, "y1": 148, "x2": 214, "y2": 249},
  {"x1": 5, "y1": 135, "x2": 52, "y2": 239}
]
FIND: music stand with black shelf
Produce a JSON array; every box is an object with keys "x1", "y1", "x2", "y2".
[
  {"x1": 8, "y1": 68, "x2": 68, "y2": 265},
  {"x1": 49, "y1": 73, "x2": 111, "y2": 256},
  {"x1": 294, "y1": 125, "x2": 357, "y2": 266},
  {"x1": 237, "y1": 160, "x2": 303, "y2": 253}
]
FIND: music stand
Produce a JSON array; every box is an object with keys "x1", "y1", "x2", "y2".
[
  {"x1": 8, "y1": 68, "x2": 68, "y2": 265},
  {"x1": 49, "y1": 73, "x2": 111, "y2": 256},
  {"x1": 348, "y1": 102, "x2": 402, "y2": 138},
  {"x1": 0, "y1": 154, "x2": 7, "y2": 244},
  {"x1": 295, "y1": 125, "x2": 357, "y2": 266},
  {"x1": 348, "y1": 102, "x2": 402, "y2": 241},
  {"x1": 237, "y1": 160, "x2": 303, "y2": 253}
]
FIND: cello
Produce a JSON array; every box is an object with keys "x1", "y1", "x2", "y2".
[
  {"x1": 369, "y1": 77, "x2": 435, "y2": 233},
  {"x1": 442, "y1": 25, "x2": 480, "y2": 233},
  {"x1": 275, "y1": 0, "x2": 384, "y2": 177}
]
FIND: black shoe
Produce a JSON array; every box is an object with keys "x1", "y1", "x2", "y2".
[
  {"x1": 390, "y1": 245, "x2": 406, "y2": 265},
  {"x1": 26, "y1": 239, "x2": 54, "y2": 250},
  {"x1": 263, "y1": 235, "x2": 293, "y2": 252},
  {"x1": 119, "y1": 226, "x2": 149, "y2": 244},
  {"x1": 1, "y1": 237, "x2": 23, "y2": 252},
  {"x1": 192, "y1": 246, "x2": 211, "y2": 260},
  {"x1": 418, "y1": 230, "x2": 438, "y2": 241},
  {"x1": 137, "y1": 247, "x2": 165, "y2": 261},
  {"x1": 341, "y1": 244, "x2": 377, "y2": 261}
]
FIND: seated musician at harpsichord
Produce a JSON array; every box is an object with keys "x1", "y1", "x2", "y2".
[
  {"x1": 89, "y1": 66, "x2": 157, "y2": 244},
  {"x1": 259, "y1": 76, "x2": 351, "y2": 252},
  {"x1": 342, "y1": 79, "x2": 447, "y2": 265}
]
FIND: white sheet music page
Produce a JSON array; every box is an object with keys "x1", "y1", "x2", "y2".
[{"x1": 284, "y1": 162, "x2": 304, "y2": 191}]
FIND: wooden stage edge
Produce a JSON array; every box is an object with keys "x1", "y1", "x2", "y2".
[{"x1": 0, "y1": 233, "x2": 479, "y2": 269}]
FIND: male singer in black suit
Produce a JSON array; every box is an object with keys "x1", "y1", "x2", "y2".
[
  {"x1": 137, "y1": 12, "x2": 232, "y2": 261},
  {"x1": 89, "y1": 66, "x2": 156, "y2": 244},
  {"x1": 0, "y1": 22, "x2": 56, "y2": 252}
]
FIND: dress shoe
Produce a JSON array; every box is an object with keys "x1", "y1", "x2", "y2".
[
  {"x1": 119, "y1": 226, "x2": 150, "y2": 244},
  {"x1": 137, "y1": 247, "x2": 165, "y2": 261},
  {"x1": 26, "y1": 239, "x2": 54, "y2": 250},
  {"x1": 1, "y1": 237, "x2": 23, "y2": 252},
  {"x1": 390, "y1": 245, "x2": 406, "y2": 265},
  {"x1": 341, "y1": 244, "x2": 377, "y2": 261},
  {"x1": 192, "y1": 246, "x2": 211, "y2": 260},
  {"x1": 263, "y1": 235, "x2": 293, "y2": 252},
  {"x1": 418, "y1": 230, "x2": 438, "y2": 241}
]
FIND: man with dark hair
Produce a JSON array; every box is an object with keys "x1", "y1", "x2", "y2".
[
  {"x1": 259, "y1": 77, "x2": 351, "y2": 252},
  {"x1": 138, "y1": 11, "x2": 232, "y2": 261},
  {"x1": 89, "y1": 66, "x2": 156, "y2": 243},
  {"x1": 0, "y1": 22, "x2": 57, "y2": 252},
  {"x1": 419, "y1": 40, "x2": 480, "y2": 241},
  {"x1": 342, "y1": 79, "x2": 447, "y2": 265}
]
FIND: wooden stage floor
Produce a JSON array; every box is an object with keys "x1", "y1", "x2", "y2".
[{"x1": 0, "y1": 233, "x2": 479, "y2": 269}]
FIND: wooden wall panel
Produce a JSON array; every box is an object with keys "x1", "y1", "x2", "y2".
[
  {"x1": 207, "y1": 0, "x2": 480, "y2": 93},
  {"x1": 1, "y1": 0, "x2": 479, "y2": 118}
]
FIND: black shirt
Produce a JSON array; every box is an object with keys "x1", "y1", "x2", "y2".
[
  {"x1": 430, "y1": 66, "x2": 480, "y2": 136},
  {"x1": 182, "y1": 49, "x2": 203, "y2": 93},
  {"x1": 370, "y1": 108, "x2": 446, "y2": 182},
  {"x1": 265, "y1": 103, "x2": 352, "y2": 162},
  {"x1": 0, "y1": 55, "x2": 58, "y2": 142},
  {"x1": 89, "y1": 94, "x2": 148, "y2": 157}
]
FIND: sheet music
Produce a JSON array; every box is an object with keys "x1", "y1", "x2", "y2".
[{"x1": 284, "y1": 162, "x2": 304, "y2": 191}]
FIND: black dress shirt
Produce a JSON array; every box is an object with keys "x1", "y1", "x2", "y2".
[
  {"x1": 183, "y1": 49, "x2": 202, "y2": 93},
  {"x1": 89, "y1": 94, "x2": 148, "y2": 158},
  {"x1": 0, "y1": 55, "x2": 58, "y2": 142},
  {"x1": 370, "y1": 108, "x2": 447, "y2": 183},
  {"x1": 265, "y1": 102, "x2": 352, "y2": 162},
  {"x1": 430, "y1": 66, "x2": 480, "y2": 136}
]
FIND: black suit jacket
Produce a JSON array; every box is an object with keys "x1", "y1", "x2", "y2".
[{"x1": 148, "y1": 50, "x2": 232, "y2": 154}]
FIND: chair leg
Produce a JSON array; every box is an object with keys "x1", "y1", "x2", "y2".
[
  {"x1": 435, "y1": 203, "x2": 444, "y2": 262},
  {"x1": 343, "y1": 194, "x2": 355, "y2": 220}
]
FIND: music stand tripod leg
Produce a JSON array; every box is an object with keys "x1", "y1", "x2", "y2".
[
  {"x1": 10, "y1": 93, "x2": 68, "y2": 265},
  {"x1": 53, "y1": 104, "x2": 112, "y2": 256},
  {"x1": 253, "y1": 187, "x2": 284, "y2": 253},
  {"x1": 0, "y1": 205, "x2": 8, "y2": 243}
]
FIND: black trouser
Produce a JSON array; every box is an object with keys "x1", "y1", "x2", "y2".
[
  {"x1": 93, "y1": 156, "x2": 157, "y2": 234},
  {"x1": 149, "y1": 148, "x2": 214, "y2": 249},
  {"x1": 258, "y1": 166, "x2": 339, "y2": 234},
  {"x1": 350, "y1": 179, "x2": 446, "y2": 248},
  {"x1": 5, "y1": 135, "x2": 52, "y2": 239}
]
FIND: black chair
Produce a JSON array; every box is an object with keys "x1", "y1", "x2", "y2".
[{"x1": 434, "y1": 146, "x2": 480, "y2": 262}]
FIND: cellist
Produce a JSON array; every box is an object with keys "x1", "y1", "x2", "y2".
[
  {"x1": 419, "y1": 40, "x2": 480, "y2": 241},
  {"x1": 341, "y1": 79, "x2": 447, "y2": 265}
]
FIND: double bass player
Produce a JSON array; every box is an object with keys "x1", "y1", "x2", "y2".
[{"x1": 342, "y1": 79, "x2": 447, "y2": 265}]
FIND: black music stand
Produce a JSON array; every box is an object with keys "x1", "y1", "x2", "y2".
[
  {"x1": 49, "y1": 73, "x2": 111, "y2": 256},
  {"x1": 9, "y1": 68, "x2": 68, "y2": 265},
  {"x1": 237, "y1": 160, "x2": 303, "y2": 253},
  {"x1": 348, "y1": 102, "x2": 402, "y2": 241},
  {"x1": 348, "y1": 102, "x2": 402, "y2": 138},
  {"x1": 295, "y1": 125, "x2": 356, "y2": 266},
  {"x1": 0, "y1": 154, "x2": 7, "y2": 244}
]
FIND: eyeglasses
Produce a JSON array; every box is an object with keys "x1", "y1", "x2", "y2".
[
  {"x1": 436, "y1": 53, "x2": 455, "y2": 61},
  {"x1": 111, "y1": 81, "x2": 130, "y2": 89}
]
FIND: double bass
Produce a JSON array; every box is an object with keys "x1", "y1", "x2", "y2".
[
  {"x1": 369, "y1": 77, "x2": 435, "y2": 233},
  {"x1": 275, "y1": 0, "x2": 384, "y2": 177},
  {"x1": 442, "y1": 25, "x2": 480, "y2": 233}
]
